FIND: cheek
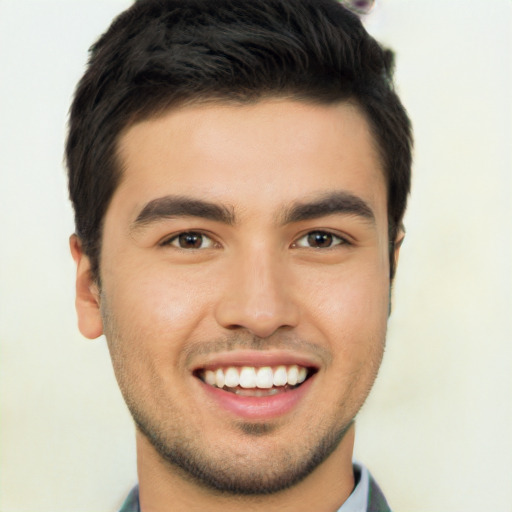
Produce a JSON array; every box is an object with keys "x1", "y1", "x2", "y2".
[
  {"x1": 103, "y1": 264, "x2": 217, "y2": 355},
  {"x1": 300, "y1": 265, "x2": 390, "y2": 351},
  {"x1": 101, "y1": 268, "x2": 217, "y2": 405}
]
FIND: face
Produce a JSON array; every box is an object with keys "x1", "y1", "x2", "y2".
[{"x1": 74, "y1": 99, "x2": 394, "y2": 494}]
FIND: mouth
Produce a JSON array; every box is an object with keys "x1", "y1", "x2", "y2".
[
  {"x1": 190, "y1": 350, "x2": 321, "y2": 420},
  {"x1": 195, "y1": 364, "x2": 316, "y2": 397}
]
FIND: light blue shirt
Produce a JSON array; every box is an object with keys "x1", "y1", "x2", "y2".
[{"x1": 337, "y1": 462, "x2": 369, "y2": 512}]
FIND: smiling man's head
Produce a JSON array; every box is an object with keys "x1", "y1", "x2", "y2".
[{"x1": 68, "y1": 1, "x2": 412, "y2": 510}]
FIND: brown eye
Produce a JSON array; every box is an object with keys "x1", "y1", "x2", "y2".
[
  {"x1": 294, "y1": 231, "x2": 346, "y2": 249},
  {"x1": 307, "y1": 232, "x2": 333, "y2": 248},
  {"x1": 167, "y1": 232, "x2": 215, "y2": 249}
]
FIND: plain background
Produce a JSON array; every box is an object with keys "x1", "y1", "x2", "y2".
[{"x1": 0, "y1": 1, "x2": 511, "y2": 510}]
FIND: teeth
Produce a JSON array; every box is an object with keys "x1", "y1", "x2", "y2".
[
  {"x1": 273, "y1": 366, "x2": 288, "y2": 386},
  {"x1": 239, "y1": 367, "x2": 257, "y2": 388},
  {"x1": 256, "y1": 367, "x2": 273, "y2": 389},
  {"x1": 224, "y1": 367, "x2": 240, "y2": 388},
  {"x1": 201, "y1": 364, "x2": 310, "y2": 390},
  {"x1": 234, "y1": 387, "x2": 280, "y2": 397},
  {"x1": 287, "y1": 365, "x2": 299, "y2": 385},
  {"x1": 204, "y1": 370, "x2": 216, "y2": 386},
  {"x1": 215, "y1": 368, "x2": 225, "y2": 388}
]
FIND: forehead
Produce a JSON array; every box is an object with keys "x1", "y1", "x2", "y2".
[{"x1": 113, "y1": 99, "x2": 386, "y2": 224}]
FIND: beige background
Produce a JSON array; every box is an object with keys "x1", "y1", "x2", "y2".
[{"x1": 1, "y1": 0, "x2": 511, "y2": 510}]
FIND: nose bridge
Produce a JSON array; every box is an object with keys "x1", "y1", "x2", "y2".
[{"x1": 214, "y1": 242, "x2": 299, "y2": 337}]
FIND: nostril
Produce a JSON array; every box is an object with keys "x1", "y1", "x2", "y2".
[{"x1": 213, "y1": 268, "x2": 300, "y2": 337}]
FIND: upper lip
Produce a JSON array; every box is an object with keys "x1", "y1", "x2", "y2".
[{"x1": 190, "y1": 350, "x2": 322, "y2": 372}]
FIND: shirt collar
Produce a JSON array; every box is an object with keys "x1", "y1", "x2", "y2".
[{"x1": 336, "y1": 461, "x2": 370, "y2": 512}]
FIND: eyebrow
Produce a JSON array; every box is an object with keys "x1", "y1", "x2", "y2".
[
  {"x1": 280, "y1": 191, "x2": 375, "y2": 225},
  {"x1": 131, "y1": 195, "x2": 235, "y2": 230},
  {"x1": 130, "y1": 190, "x2": 375, "y2": 233}
]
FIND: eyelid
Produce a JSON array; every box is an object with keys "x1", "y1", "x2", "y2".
[
  {"x1": 292, "y1": 230, "x2": 351, "y2": 249},
  {"x1": 159, "y1": 230, "x2": 219, "y2": 249}
]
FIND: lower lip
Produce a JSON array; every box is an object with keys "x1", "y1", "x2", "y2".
[{"x1": 198, "y1": 376, "x2": 315, "y2": 420}]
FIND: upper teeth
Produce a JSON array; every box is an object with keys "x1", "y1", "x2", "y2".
[{"x1": 202, "y1": 365, "x2": 308, "y2": 389}]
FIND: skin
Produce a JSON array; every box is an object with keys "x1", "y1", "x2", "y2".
[{"x1": 71, "y1": 99, "x2": 402, "y2": 512}]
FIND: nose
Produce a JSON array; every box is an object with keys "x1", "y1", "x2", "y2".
[{"x1": 214, "y1": 247, "x2": 300, "y2": 338}]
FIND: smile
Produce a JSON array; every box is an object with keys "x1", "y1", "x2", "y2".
[
  {"x1": 196, "y1": 364, "x2": 315, "y2": 398},
  {"x1": 199, "y1": 364, "x2": 309, "y2": 391},
  {"x1": 191, "y1": 351, "x2": 321, "y2": 419}
]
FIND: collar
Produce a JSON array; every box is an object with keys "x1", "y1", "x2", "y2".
[{"x1": 336, "y1": 461, "x2": 369, "y2": 512}]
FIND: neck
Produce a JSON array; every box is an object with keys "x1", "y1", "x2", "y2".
[{"x1": 136, "y1": 424, "x2": 356, "y2": 512}]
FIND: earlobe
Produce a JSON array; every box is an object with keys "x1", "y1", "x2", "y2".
[{"x1": 69, "y1": 235, "x2": 104, "y2": 339}]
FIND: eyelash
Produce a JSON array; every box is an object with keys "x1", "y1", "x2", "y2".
[
  {"x1": 292, "y1": 231, "x2": 350, "y2": 249},
  {"x1": 161, "y1": 231, "x2": 217, "y2": 250},
  {"x1": 161, "y1": 230, "x2": 350, "y2": 250}
]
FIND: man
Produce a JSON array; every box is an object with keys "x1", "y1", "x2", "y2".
[{"x1": 67, "y1": 0, "x2": 412, "y2": 510}]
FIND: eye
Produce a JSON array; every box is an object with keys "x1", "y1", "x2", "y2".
[
  {"x1": 293, "y1": 231, "x2": 347, "y2": 249},
  {"x1": 163, "y1": 231, "x2": 216, "y2": 249}
]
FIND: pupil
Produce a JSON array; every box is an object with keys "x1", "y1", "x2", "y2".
[
  {"x1": 308, "y1": 232, "x2": 332, "y2": 248},
  {"x1": 179, "y1": 232, "x2": 202, "y2": 248}
]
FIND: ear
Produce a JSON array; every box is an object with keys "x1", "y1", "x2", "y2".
[
  {"x1": 69, "y1": 234, "x2": 103, "y2": 339},
  {"x1": 391, "y1": 227, "x2": 405, "y2": 277}
]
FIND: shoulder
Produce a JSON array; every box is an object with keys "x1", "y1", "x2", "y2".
[
  {"x1": 367, "y1": 471, "x2": 392, "y2": 512},
  {"x1": 118, "y1": 485, "x2": 140, "y2": 512}
]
